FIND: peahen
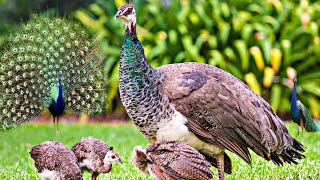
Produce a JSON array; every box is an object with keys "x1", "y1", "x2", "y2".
[
  {"x1": 30, "y1": 140, "x2": 83, "y2": 180},
  {"x1": 291, "y1": 79, "x2": 320, "y2": 132},
  {"x1": 115, "y1": 2, "x2": 305, "y2": 179},
  {"x1": 132, "y1": 140, "x2": 215, "y2": 180},
  {"x1": 0, "y1": 12, "x2": 106, "y2": 133}
]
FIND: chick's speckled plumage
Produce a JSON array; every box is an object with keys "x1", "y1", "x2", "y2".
[
  {"x1": 71, "y1": 137, "x2": 121, "y2": 180},
  {"x1": 30, "y1": 141, "x2": 83, "y2": 180},
  {"x1": 132, "y1": 140, "x2": 214, "y2": 180}
]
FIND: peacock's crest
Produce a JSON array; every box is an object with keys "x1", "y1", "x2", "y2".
[{"x1": 0, "y1": 12, "x2": 106, "y2": 129}]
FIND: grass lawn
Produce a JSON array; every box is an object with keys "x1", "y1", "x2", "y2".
[{"x1": 0, "y1": 122, "x2": 319, "y2": 180}]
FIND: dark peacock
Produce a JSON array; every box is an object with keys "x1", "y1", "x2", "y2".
[
  {"x1": 291, "y1": 79, "x2": 320, "y2": 132},
  {"x1": 132, "y1": 140, "x2": 215, "y2": 180},
  {"x1": 115, "y1": 2, "x2": 305, "y2": 179},
  {"x1": 0, "y1": 12, "x2": 106, "y2": 133},
  {"x1": 47, "y1": 73, "x2": 65, "y2": 135}
]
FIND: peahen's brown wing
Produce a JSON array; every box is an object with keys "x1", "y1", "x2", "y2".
[{"x1": 157, "y1": 62, "x2": 288, "y2": 163}]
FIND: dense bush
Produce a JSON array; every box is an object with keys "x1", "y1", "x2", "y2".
[{"x1": 1, "y1": 0, "x2": 319, "y2": 118}]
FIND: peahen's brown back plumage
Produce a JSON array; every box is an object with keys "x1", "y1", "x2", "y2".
[
  {"x1": 29, "y1": 141, "x2": 83, "y2": 180},
  {"x1": 157, "y1": 63, "x2": 305, "y2": 166},
  {"x1": 132, "y1": 140, "x2": 215, "y2": 180}
]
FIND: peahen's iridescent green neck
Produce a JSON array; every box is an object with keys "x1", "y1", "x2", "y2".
[{"x1": 119, "y1": 29, "x2": 173, "y2": 141}]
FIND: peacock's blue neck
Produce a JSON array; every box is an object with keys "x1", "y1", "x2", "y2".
[
  {"x1": 49, "y1": 80, "x2": 65, "y2": 117},
  {"x1": 119, "y1": 29, "x2": 173, "y2": 141},
  {"x1": 291, "y1": 82, "x2": 300, "y2": 124},
  {"x1": 55, "y1": 80, "x2": 65, "y2": 112}
]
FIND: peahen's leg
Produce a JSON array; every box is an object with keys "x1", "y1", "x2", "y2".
[{"x1": 217, "y1": 153, "x2": 225, "y2": 180}]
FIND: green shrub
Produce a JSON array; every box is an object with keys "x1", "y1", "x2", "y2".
[{"x1": 5, "y1": 0, "x2": 316, "y2": 118}]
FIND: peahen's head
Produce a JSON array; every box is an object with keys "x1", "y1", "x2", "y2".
[{"x1": 114, "y1": 2, "x2": 136, "y2": 31}]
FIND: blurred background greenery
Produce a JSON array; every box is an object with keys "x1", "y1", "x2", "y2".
[{"x1": 0, "y1": 0, "x2": 319, "y2": 121}]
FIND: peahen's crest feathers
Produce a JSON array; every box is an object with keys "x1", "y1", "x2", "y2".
[{"x1": 0, "y1": 12, "x2": 106, "y2": 129}]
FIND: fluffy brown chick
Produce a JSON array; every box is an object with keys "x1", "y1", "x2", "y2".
[
  {"x1": 132, "y1": 139, "x2": 215, "y2": 180},
  {"x1": 29, "y1": 141, "x2": 83, "y2": 180},
  {"x1": 71, "y1": 137, "x2": 122, "y2": 180}
]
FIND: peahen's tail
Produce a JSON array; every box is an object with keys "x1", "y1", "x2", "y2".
[
  {"x1": 0, "y1": 12, "x2": 106, "y2": 130},
  {"x1": 271, "y1": 136, "x2": 305, "y2": 166}
]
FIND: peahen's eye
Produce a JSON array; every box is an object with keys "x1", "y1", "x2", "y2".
[
  {"x1": 111, "y1": 155, "x2": 116, "y2": 159},
  {"x1": 127, "y1": 8, "x2": 132, "y2": 13}
]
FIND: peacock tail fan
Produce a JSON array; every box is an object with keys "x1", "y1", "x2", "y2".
[{"x1": 0, "y1": 12, "x2": 107, "y2": 130}]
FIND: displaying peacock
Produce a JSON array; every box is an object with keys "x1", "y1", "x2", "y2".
[
  {"x1": 0, "y1": 12, "x2": 106, "y2": 132},
  {"x1": 115, "y1": 2, "x2": 304, "y2": 179},
  {"x1": 291, "y1": 79, "x2": 320, "y2": 132}
]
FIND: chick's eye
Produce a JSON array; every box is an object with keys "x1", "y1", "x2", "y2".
[{"x1": 111, "y1": 155, "x2": 115, "y2": 159}]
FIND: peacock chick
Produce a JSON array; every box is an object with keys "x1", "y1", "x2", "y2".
[
  {"x1": 71, "y1": 137, "x2": 122, "y2": 180},
  {"x1": 115, "y1": 2, "x2": 304, "y2": 179},
  {"x1": 291, "y1": 79, "x2": 320, "y2": 132},
  {"x1": 30, "y1": 140, "x2": 83, "y2": 180},
  {"x1": 0, "y1": 12, "x2": 106, "y2": 133},
  {"x1": 132, "y1": 140, "x2": 215, "y2": 180}
]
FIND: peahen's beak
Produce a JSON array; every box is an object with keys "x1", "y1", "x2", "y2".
[{"x1": 114, "y1": 11, "x2": 121, "y2": 20}]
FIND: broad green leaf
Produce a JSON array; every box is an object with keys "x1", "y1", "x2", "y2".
[
  {"x1": 234, "y1": 40, "x2": 249, "y2": 71},
  {"x1": 270, "y1": 84, "x2": 281, "y2": 112}
]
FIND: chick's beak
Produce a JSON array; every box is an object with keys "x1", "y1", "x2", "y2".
[
  {"x1": 114, "y1": 11, "x2": 121, "y2": 20},
  {"x1": 117, "y1": 157, "x2": 123, "y2": 164}
]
